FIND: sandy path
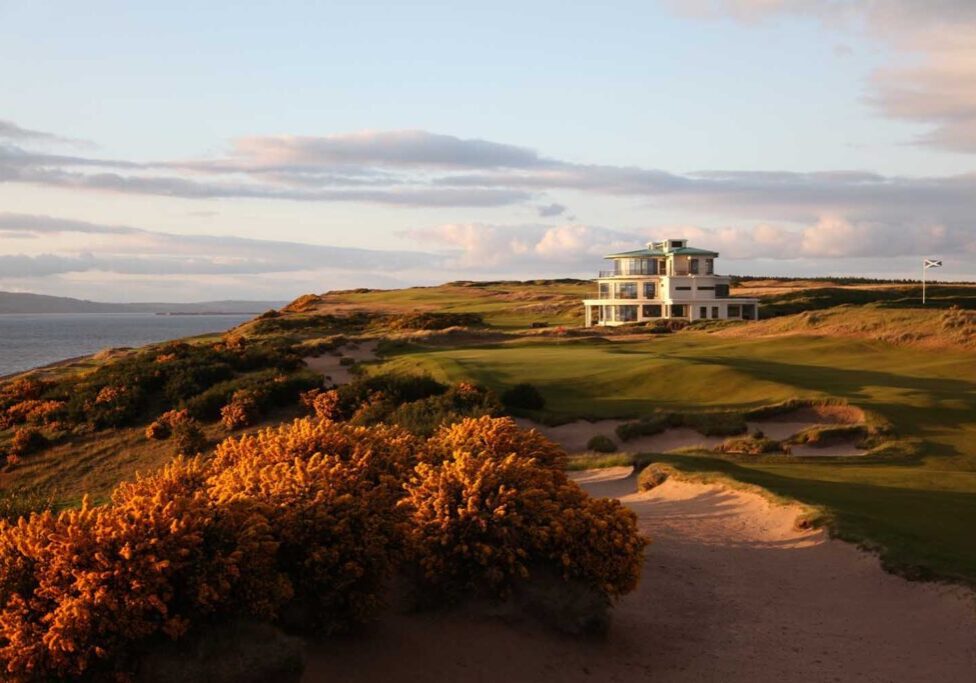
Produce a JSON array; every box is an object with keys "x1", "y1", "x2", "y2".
[
  {"x1": 303, "y1": 468, "x2": 976, "y2": 682},
  {"x1": 302, "y1": 341, "x2": 378, "y2": 386}
]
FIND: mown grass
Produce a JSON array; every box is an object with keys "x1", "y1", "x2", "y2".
[{"x1": 375, "y1": 330, "x2": 976, "y2": 584}]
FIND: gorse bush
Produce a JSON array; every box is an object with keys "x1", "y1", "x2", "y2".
[
  {"x1": 587, "y1": 434, "x2": 617, "y2": 453},
  {"x1": 301, "y1": 375, "x2": 502, "y2": 437},
  {"x1": 500, "y1": 383, "x2": 546, "y2": 411},
  {"x1": 403, "y1": 417, "x2": 645, "y2": 600},
  {"x1": 0, "y1": 416, "x2": 647, "y2": 679}
]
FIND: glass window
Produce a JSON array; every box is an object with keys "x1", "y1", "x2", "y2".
[
  {"x1": 689, "y1": 259, "x2": 699, "y2": 274},
  {"x1": 643, "y1": 282, "x2": 656, "y2": 299},
  {"x1": 616, "y1": 282, "x2": 638, "y2": 299},
  {"x1": 599, "y1": 282, "x2": 610, "y2": 299},
  {"x1": 699, "y1": 307, "x2": 707, "y2": 319},
  {"x1": 618, "y1": 305, "x2": 638, "y2": 322},
  {"x1": 676, "y1": 286, "x2": 691, "y2": 291},
  {"x1": 715, "y1": 284, "x2": 730, "y2": 298},
  {"x1": 712, "y1": 306, "x2": 719, "y2": 318},
  {"x1": 642, "y1": 304, "x2": 662, "y2": 318},
  {"x1": 705, "y1": 258, "x2": 714, "y2": 275},
  {"x1": 728, "y1": 305, "x2": 741, "y2": 317},
  {"x1": 697, "y1": 285, "x2": 714, "y2": 291},
  {"x1": 671, "y1": 304, "x2": 685, "y2": 317}
]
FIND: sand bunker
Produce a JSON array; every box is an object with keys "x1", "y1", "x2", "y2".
[
  {"x1": 514, "y1": 418, "x2": 726, "y2": 454},
  {"x1": 302, "y1": 340, "x2": 378, "y2": 386},
  {"x1": 518, "y1": 406, "x2": 872, "y2": 458},
  {"x1": 302, "y1": 468, "x2": 976, "y2": 682}
]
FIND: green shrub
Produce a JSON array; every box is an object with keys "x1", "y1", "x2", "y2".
[
  {"x1": 586, "y1": 434, "x2": 617, "y2": 453},
  {"x1": 500, "y1": 383, "x2": 545, "y2": 411}
]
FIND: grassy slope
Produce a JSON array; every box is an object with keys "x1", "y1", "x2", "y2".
[
  {"x1": 6, "y1": 277, "x2": 976, "y2": 582},
  {"x1": 280, "y1": 280, "x2": 591, "y2": 329},
  {"x1": 377, "y1": 331, "x2": 976, "y2": 583}
]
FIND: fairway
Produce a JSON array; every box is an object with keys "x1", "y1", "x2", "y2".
[{"x1": 378, "y1": 331, "x2": 976, "y2": 583}]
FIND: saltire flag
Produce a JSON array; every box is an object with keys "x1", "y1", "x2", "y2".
[{"x1": 924, "y1": 259, "x2": 942, "y2": 269}]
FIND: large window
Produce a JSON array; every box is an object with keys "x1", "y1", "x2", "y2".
[
  {"x1": 643, "y1": 281, "x2": 656, "y2": 299},
  {"x1": 614, "y1": 258, "x2": 656, "y2": 276},
  {"x1": 699, "y1": 306, "x2": 707, "y2": 319},
  {"x1": 599, "y1": 282, "x2": 611, "y2": 299},
  {"x1": 715, "y1": 284, "x2": 730, "y2": 298},
  {"x1": 616, "y1": 282, "x2": 638, "y2": 299},
  {"x1": 642, "y1": 304, "x2": 662, "y2": 318},
  {"x1": 705, "y1": 258, "x2": 714, "y2": 275},
  {"x1": 618, "y1": 305, "x2": 638, "y2": 322},
  {"x1": 712, "y1": 306, "x2": 719, "y2": 318},
  {"x1": 671, "y1": 304, "x2": 685, "y2": 317},
  {"x1": 728, "y1": 305, "x2": 741, "y2": 317},
  {"x1": 689, "y1": 259, "x2": 699, "y2": 275}
]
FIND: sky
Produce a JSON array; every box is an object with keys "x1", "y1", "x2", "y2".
[{"x1": 1, "y1": 0, "x2": 975, "y2": 301}]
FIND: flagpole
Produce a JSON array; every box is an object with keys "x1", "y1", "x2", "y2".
[{"x1": 922, "y1": 259, "x2": 926, "y2": 305}]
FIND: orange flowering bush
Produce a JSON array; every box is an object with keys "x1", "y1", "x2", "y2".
[
  {"x1": 210, "y1": 418, "x2": 419, "y2": 630},
  {"x1": 423, "y1": 415, "x2": 565, "y2": 468},
  {"x1": 0, "y1": 458, "x2": 286, "y2": 680},
  {"x1": 0, "y1": 415, "x2": 647, "y2": 678},
  {"x1": 403, "y1": 417, "x2": 645, "y2": 600},
  {"x1": 7, "y1": 426, "x2": 48, "y2": 459},
  {"x1": 219, "y1": 389, "x2": 262, "y2": 430}
]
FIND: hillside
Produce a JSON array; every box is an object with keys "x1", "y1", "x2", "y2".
[
  {"x1": 0, "y1": 291, "x2": 285, "y2": 314},
  {"x1": 1, "y1": 277, "x2": 976, "y2": 589}
]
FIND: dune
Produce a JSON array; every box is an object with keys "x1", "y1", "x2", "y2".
[{"x1": 302, "y1": 467, "x2": 976, "y2": 682}]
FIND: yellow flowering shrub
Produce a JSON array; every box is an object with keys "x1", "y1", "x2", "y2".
[
  {"x1": 219, "y1": 389, "x2": 262, "y2": 430},
  {"x1": 424, "y1": 415, "x2": 566, "y2": 468},
  {"x1": 403, "y1": 417, "x2": 645, "y2": 600},
  {"x1": 0, "y1": 458, "x2": 286, "y2": 681},
  {"x1": 0, "y1": 415, "x2": 647, "y2": 678}
]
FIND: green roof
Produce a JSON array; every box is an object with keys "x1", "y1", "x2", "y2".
[{"x1": 604, "y1": 246, "x2": 718, "y2": 258}]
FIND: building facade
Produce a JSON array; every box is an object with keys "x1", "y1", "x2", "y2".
[{"x1": 582, "y1": 238, "x2": 759, "y2": 326}]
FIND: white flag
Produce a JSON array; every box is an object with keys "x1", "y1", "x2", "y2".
[{"x1": 924, "y1": 259, "x2": 942, "y2": 269}]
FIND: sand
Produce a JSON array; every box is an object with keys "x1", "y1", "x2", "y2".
[
  {"x1": 302, "y1": 340, "x2": 378, "y2": 386},
  {"x1": 517, "y1": 415, "x2": 869, "y2": 458},
  {"x1": 303, "y1": 468, "x2": 976, "y2": 682}
]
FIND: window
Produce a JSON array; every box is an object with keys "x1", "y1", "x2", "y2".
[
  {"x1": 676, "y1": 286, "x2": 691, "y2": 291},
  {"x1": 715, "y1": 284, "x2": 730, "y2": 298},
  {"x1": 642, "y1": 304, "x2": 662, "y2": 318},
  {"x1": 699, "y1": 306, "x2": 707, "y2": 319},
  {"x1": 670, "y1": 240, "x2": 684, "y2": 248},
  {"x1": 698, "y1": 286, "x2": 714, "y2": 291},
  {"x1": 599, "y1": 282, "x2": 610, "y2": 299},
  {"x1": 728, "y1": 305, "x2": 741, "y2": 317},
  {"x1": 671, "y1": 304, "x2": 685, "y2": 317},
  {"x1": 616, "y1": 282, "x2": 637, "y2": 299},
  {"x1": 712, "y1": 306, "x2": 719, "y2": 318},
  {"x1": 689, "y1": 259, "x2": 699, "y2": 275},
  {"x1": 705, "y1": 258, "x2": 714, "y2": 275},
  {"x1": 643, "y1": 282, "x2": 656, "y2": 299},
  {"x1": 618, "y1": 305, "x2": 638, "y2": 322}
]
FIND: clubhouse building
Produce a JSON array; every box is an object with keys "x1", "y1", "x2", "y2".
[{"x1": 583, "y1": 238, "x2": 759, "y2": 327}]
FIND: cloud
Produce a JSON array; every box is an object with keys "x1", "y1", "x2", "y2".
[
  {"x1": 403, "y1": 223, "x2": 650, "y2": 270},
  {"x1": 669, "y1": 1, "x2": 976, "y2": 154},
  {"x1": 536, "y1": 203, "x2": 567, "y2": 217},
  {"x1": 224, "y1": 130, "x2": 546, "y2": 169},
  {"x1": 0, "y1": 213, "x2": 441, "y2": 277},
  {"x1": 2, "y1": 119, "x2": 975, "y2": 242}
]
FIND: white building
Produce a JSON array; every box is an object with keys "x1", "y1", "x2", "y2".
[{"x1": 583, "y1": 238, "x2": 759, "y2": 326}]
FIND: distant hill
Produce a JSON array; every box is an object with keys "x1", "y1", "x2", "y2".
[{"x1": 0, "y1": 291, "x2": 286, "y2": 314}]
